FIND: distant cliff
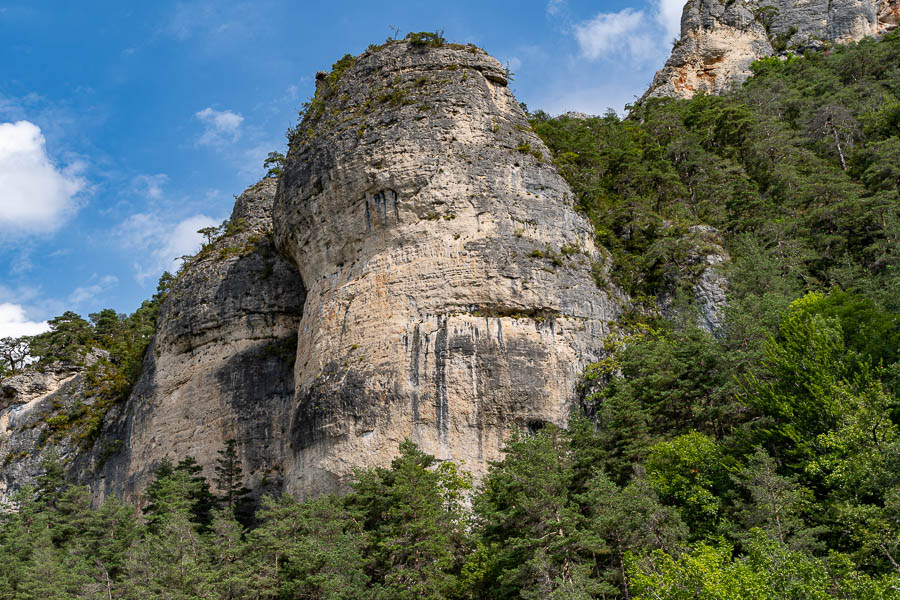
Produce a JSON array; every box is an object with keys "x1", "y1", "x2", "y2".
[{"x1": 645, "y1": 0, "x2": 900, "y2": 99}]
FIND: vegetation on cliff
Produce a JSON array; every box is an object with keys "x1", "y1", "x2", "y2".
[{"x1": 1, "y1": 29, "x2": 899, "y2": 599}]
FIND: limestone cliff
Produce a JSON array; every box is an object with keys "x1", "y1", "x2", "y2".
[
  {"x1": 94, "y1": 179, "x2": 306, "y2": 504},
  {"x1": 3, "y1": 41, "x2": 624, "y2": 504},
  {"x1": 645, "y1": 0, "x2": 900, "y2": 99},
  {"x1": 273, "y1": 39, "x2": 622, "y2": 495},
  {"x1": 0, "y1": 360, "x2": 98, "y2": 506}
]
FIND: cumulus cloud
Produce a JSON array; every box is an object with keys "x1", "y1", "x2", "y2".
[
  {"x1": 195, "y1": 107, "x2": 243, "y2": 148},
  {"x1": 0, "y1": 303, "x2": 49, "y2": 338},
  {"x1": 573, "y1": 0, "x2": 685, "y2": 64},
  {"x1": 117, "y1": 212, "x2": 220, "y2": 284},
  {"x1": 161, "y1": 215, "x2": 220, "y2": 263},
  {"x1": 132, "y1": 173, "x2": 168, "y2": 200},
  {"x1": 575, "y1": 9, "x2": 653, "y2": 61},
  {"x1": 0, "y1": 120, "x2": 85, "y2": 237},
  {"x1": 68, "y1": 274, "x2": 118, "y2": 306}
]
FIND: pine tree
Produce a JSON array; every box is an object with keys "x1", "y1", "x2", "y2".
[
  {"x1": 472, "y1": 427, "x2": 590, "y2": 599},
  {"x1": 215, "y1": 439, "x2": 253, "y2": 524},
  {"x1": 346, "y1": 439, "x2": 470, "y2": 600},
  {"x1": 144, "y1": 456, "x2": 217, "y2": 531}
]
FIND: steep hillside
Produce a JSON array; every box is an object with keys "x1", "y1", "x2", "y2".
[
  {"x1": 0, "y1": 29, "x2": 899, "y2": 599},
  {"x1": 1, "y1": 37, "x2": 623, "y2": 504}
]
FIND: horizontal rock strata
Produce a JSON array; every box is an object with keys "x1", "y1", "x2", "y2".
[{"x1": 274, "y1": 39, "x2": 622, "y2": 496}]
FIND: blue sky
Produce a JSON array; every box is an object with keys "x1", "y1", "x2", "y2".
[{"x1": 0, "y1": 0, "x2": 684, "y2": 337}]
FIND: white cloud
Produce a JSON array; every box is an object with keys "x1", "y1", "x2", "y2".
[
  {"x1": 195, "y1": 107, "x2": 243, "y2": 148},
  {"x1": 547, "y1": 0, "x2": 565, "y2": 16},
  {"x1": 656, "y1": 0, "x2": 684, "y2": 41},
  {"x1": 132, "y1": 173, "x2": 168, "y2": 200},
  {"x1": 0, "y1": 303, "x2": 49, "y2": 338},
  {"x1": 575, "y1": 8, "x2": 657, "y2": 62},
  {"x1": 573, "y1": 0, "x2": 685, "y2": 64},
  {"x1": 68, "y1": 275, "x2": 118, "y2": 305},
  {"x1": 162, "y1": 215, "x2": 220, "y2": 263},
  {"x1": 0, "y1": 120, "x2": 85, "y2": 237},
  {"x1": 117, "y1": 212, "x2": 220, "y2": 284},
  {"x1": 163, "y1": 1, "x2": 256, "y2": 43},
  {"x1": 240, "y1": 143, "x2": 277, "y2": 179}
]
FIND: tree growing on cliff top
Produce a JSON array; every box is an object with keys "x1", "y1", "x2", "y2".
[
  {"x1": 263, "y1": 151, "x2": 285, "y2": 178},
  {"x1": 0, "y1": 337, "x2": 30, "y2": 375}
]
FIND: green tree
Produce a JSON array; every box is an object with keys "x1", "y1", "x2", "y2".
[
  {"x1": 645, "y1": 432, "x2": 726, "y2": 535},
  {"x1": 264, "y1": 151, "x2": 285, "y2": 178},
  {"x1": 29, "y1": 311, "x2": 94, "y2": 364},
  {"x1": 143, "y1": 457, "x2": 216, "y2": 531},
  {"x1": 730, "y1": 448, "x2": 817, "y2": 550},
  {"x1": 577, "y1": 470, "x2": 687, "y2": 597},
  {"x1": 627, "y1": 531, "x2": 900, "y2": 599},
  {"x1": 472, "y1": 427, "x2": 593, "y2": 599},
  {"x1": 346, "y1": 439, "x2": 470, "y2": 600},
  {"x1": 214, "y1": 439, "x2": 253, "y2": 523}
]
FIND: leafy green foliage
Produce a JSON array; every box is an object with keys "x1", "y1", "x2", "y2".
[
  {"x1": 346, "y1": 439, "x2": 470, "y2": 599},
  {"x1": 531, "y1": 29, "x2": 900, "y2": 304},
  {"x1": 214, "y1": 439, "x2": 254, "y2": 525},
  {"x1": 627, "y1": 532, "x2": 900, "y2": 599}
]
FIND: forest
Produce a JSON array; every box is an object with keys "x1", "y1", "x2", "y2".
[{"x1": 1, "y1": 28, "x2": 899, "y2": 600}]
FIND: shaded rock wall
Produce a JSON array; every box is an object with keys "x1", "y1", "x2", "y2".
[
  {"x1": 94, "y1": 179, "x2": 306, "y2": 505},
  {"x1": 274, "y1": 40, "x2": 622, "y2": 496},
  {"x1": 646, "y1": 0, "x2": 900, "y2": 99}
]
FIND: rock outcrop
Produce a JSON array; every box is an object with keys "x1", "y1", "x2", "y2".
[
  {"x1": 0, "y1": 363, "x2": 92, "y2": 506},
  {"x1": 94, "y1": 179, "x2": 306, "y2": 504},
  {"x1": 645, "y1": 0, "x2": 900, "y2": 99},
  {"x1": 689, "y1": 225, "x2": 729, "y2": 334},
  {"x1": 657, "y1": 225, "x2": 730, "y2": 334},
  {"x1": 3, "y1": 41, "x2": 624, "y2": 505},
  {"x1": 273, "y1": 39, "x2": 622, "y2": 495}
]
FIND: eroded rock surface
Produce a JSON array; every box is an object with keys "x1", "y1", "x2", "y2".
[
  {"x1": 646, "y1": 0, "x2": 900, "y2": 99},
  {"x1": 274, "y1": 40, "x2": 622, "y2": 495},
  {"x1": 95, "y1": 179, "x2": 306, "y2": 504},
  {"x1": 0, "y1": 358, "x2": 106, "y2": 507}
]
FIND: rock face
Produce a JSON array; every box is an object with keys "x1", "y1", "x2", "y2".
[
  {"x1": 94, "y1": 179, "x2": 306, "y2": 504},
  {"x1": 646, "y1": 0, "x2": 900, "y2": 99},
  {"x1": 3, "y1": 42, "x2": 624, "y2": 504},
  {"x1": 273, "y1": 40, "x2": 622, "y2": 496},
  {"x1": 0, "y1": 363, "x2": 91, "y2": 506}
]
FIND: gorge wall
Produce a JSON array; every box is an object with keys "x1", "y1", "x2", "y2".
[
  {"x1": 645, "y1": 0, "x2": 900, "y2": 99},
  {"x1": 93, "y1": 179, "x2": 307, "y2": 504},
  {"x1": 0, "y1": 39, "x2": 624, "y2": 505},
  {"x1": 273, "y1": 40, "x2": 622, "y2": 495}
]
